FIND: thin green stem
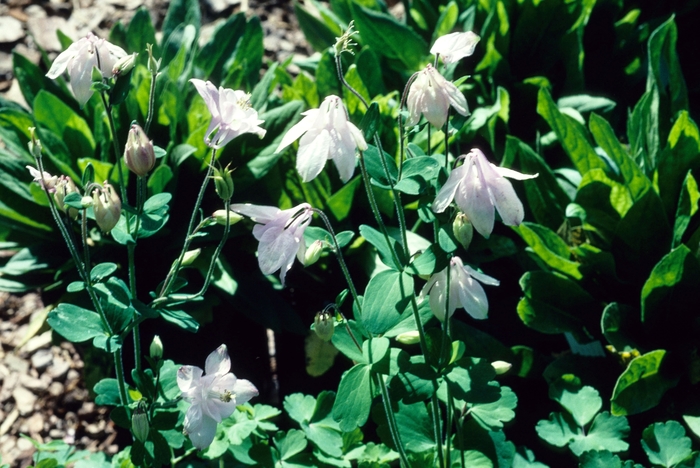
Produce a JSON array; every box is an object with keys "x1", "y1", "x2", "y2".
[
  {"x1": 312, "y1": 209, "x2": 361, "y2": 313},
  {"x1": 446, "y1": 383, "x2": 454, "y2": 468},
  {"x1": 113, "y1": 345, "x2": 128, "y2": 407},
  {"x1": 145, "y1": 70, "x2": 157, "y2": 134},
  {"x1": 157, "y1": 147, "x2": 218, "y2": 300},
  {"x1": 377, "y1": 374, "x2": 411, "y2": 468},
  {"x1": 81, "y1": 210, "x2": 91, "y2": 274},
  {"x1": 432, "y1": 394, "x2": 445, "y2": 468}
]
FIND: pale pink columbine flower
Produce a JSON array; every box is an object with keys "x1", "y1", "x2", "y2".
[
  {"x1": 420, "y1": 256, "x2": 499, "y2": 321},
  {"x1": 46, "y1": 32, "x2": 127, "y2": 107},
  {"x1": 230, "y1": 203, "x2": 314, "y2": 285},
  {"x1": 190, "y1": 79, "x2": 266, "y2": 149},
  {"x1": 26, "y1": 166, "x2": 58, "y2": 192},
  {"x1": 430, "y1": 31, "x2": 480, "y2": 64},
  {"x1": 432, "y1": 148, "x2": 538, "y2": 238},
  {"x1": 406, "y1": 64, "x2": 469, "y2": 128},
  {"x1": 276, "y1": 95, "x2": 367, "y2": 183},
  {"x1": 177, "y1": 344, "x2": 258, "y2": 450}
]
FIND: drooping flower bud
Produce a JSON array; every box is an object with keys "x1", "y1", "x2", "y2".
[
  {"x1": 131, "y1": 404, "x2": 150, "y2": 442},
  {"x1": 453, "y1": 212, "x2": 474, "y2": 250},
  {"x1": 212, "y1": 209, "x2": 243, "y2": 226},
  {"x1": 146, "y1": 43, "x2": 161, "y2": 75},
  {"x1": 491, "y1": 360, "x2": 512, "y2": 375},
  {"x1": 300, "y1": 240, "x2": 324, "y2": 266},
  {"x1": 395, "y1": 330, "x2": 421, "y2": 345},
  {"x1": 212, "y1": 164, "x2": 234, "y2": 201},
  {"x1": 313, "y1": 311, "x2": 335, "y2": 341},
  {"x1": 54, "y1": 176, "x2": 80, "y2": 219},
  {"x1": 112, "y1": 52, "x2": 138, "y2": 76},
  {"x1": 181, "y1": 249, "x2": 201, "y2": 266},
  {"x1": 124, "y1": 124, "x2": 156, "y2": 177},
  {"x1": 93, "y1": 182, "x2": 121, "y2": 232},
  {"x1": 149, "y1": 335, "x2": 163, "y2": 360}
]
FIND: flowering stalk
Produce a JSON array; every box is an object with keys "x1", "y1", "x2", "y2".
[
  {"x1": 157, "y1": 148, "x2": 218, "y2": 301},
  {"x1": 145, "y1": 43, "x2": 160, "y2": 134}
]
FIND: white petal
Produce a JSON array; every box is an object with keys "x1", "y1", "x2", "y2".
[
  {"x1": 233, "y1": 379, "x2": 259, "y2": 405},
  {"x1": 462, "y1": 157, "x2": 495, "y2": 238},
  {"x1": 462, "y1": 263, "x2": 500, "y2": 287},
  {"x1": 456, "y1": 274, "x2": 489, "y2": 320},
  {"x1": 494, "y1": 165, "x2": 539, "y2": 180},
  {"x1": 258, "y1": 227, "x2": 297, "y2": 275},
  {"x1": 190, "y1": 79, "x2": 221, "y2": 121},
  {"x1": 69, "y1": 49, "x2": 96, "y2": 107},
  {"x1": 348, "y1": 122, "x2": 368, "y2": 151},
  {"x1": 205, "y1": 344, "x2": 231, "y2": 376},
  {"x1": 296, "y1": 128, "x2": 331, "y2": 182},
  {"x1": 444, "y1": 81, "x2": 469, "y2": 117},
  {"x1": 432, "y1": 164, "x2": 467, "y2": 213},
  {"x1": 46, "y1": 40, "x2": 82, "y2": 79},
  {"x1": 276, "y1": 112, "x2": 316, "y2": 153},
  {"x1": 184, "y1": 402, "x2": 203, "y2": 435},
  {"x1": 431, "y1": 31, "x2": 480, "y2": 64},
  {"x1": 187, "y1": 414, "x2": 218, "y2": 450},
  {"x1": 229, "y1": 203, "x2": 280, "y2": 224},
  {"x1": 177, "y1": 365, "x2": 203, "y2": 393},
  {"x1": 488, "y1": 174, "x2": 525, "y2": 227}
]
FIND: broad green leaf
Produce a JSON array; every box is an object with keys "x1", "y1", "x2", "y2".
[
  {"x1": 195, "y1": 13, "x2": 246, "y2": 81},
  {"x1": 360, "y1": 270, "x2": 412, "y2": 335},
  {"x1": 331, "y1": 319, "x2": 365, "y2": 363},
  {"x1": 627, "y1": 90, "x2": 659, "y2": 175},
  {"x1": 274, "y1": 429, "x2": 307, "y2": 461},
  {"x1": 126, "y1": 7, "x2": 158, "y2": 56},
  {"x1": 517, "y1": 223, "x2": 581, "y2": 279},
  {"x1": 432, "y1": 1, "x2": 458, "y2": 43},
  {"x1": 549, "y1": 381, "x2": 601, "y2": 427},
  {"x1": 362, "y1": 337, "x2": 390, "y2": 373},
  {"x1": 513, "y1": 446, "x2": 549, "y2": 468},
  {"x1": 159, "y1": 308, "x2": 199, "y2": 333},
  {"x1": 161, "y1": 0, "x2": 200, "y2": 53},
  {"x1": 517, "y1": 271, "x2": 597, "y2": 339},
  {"x1": 683, "y1": 415, "x2": 700, "y2": 439},
  {"x1": 502, "y1": 136, "x2": 569, "y2": 230},
  {"x1": 222, "y1": 15, "x2": 264, "y2": 90},
  {"x1": 304, "y1": 332, "x2": 338, "y2": 377},
  {"x1": 579, "y1": 450, "x2": 633, "y2": 468},
  {"x1": 355, "y1": 48, "x2": 386, "y2": 97},
  {"x1": 90, "y1": 263, "x2": 117, "y2": 283},
  {"x1": 359, "y1": 224, "x2": 401, "y2": 270},
  {"x1": 391, "y1": 401, "x2": 434, "y2": 454},
  {"x1": 13, "y1": 51, "x2": 72, "y2": 108},
  {"x1": 673, "y1": 171, "x2": 700, "y2": 247},
  {"x1": 601, "y1": 303, "x2": 640, "y2": 353},
  {"x1": 611, "y1": 350, "x2": 678, "y2": 416},
  {"x1": 294, "y1": 2, "x2": 340, "y2": 52},
  {"x1": 93, "y1": 378, "x2": 121, "y2": 406},
  {"x1": 559, "y1": 95, "x2": 616, "y2": 114},
  {"x1": 350, "y1": 2, "x2": 429, "y2": 70},
  {"x1": 641, "y1": 245, "x2": 700, "y2": 327},
  {"x1": 470, "y1": 386, "x2": 517, "y2": 430},
  {"x1": 332, "y1": 364, "x2": 372, "y2": 432},
  {"x1": 343, "y1": 65, "x2": 371, "y2": 119},
  {"x1": 642, "y1": 421, "x2": 692, "y2": 468},
  {"x1": 47, "y1": 304, "x2": 107, "y2": 343},
  {"x1": 536, "y1": 411, "x2": 629, "y2": 456},
  {"x1": 589, "y1": 112, "x2": 650, "y2": 200},
  {"x1": 326, "y1": 176, "x2": 361, "y2": 221},
  {"x1": 537, "y1": 87, "x2": 604, "y2": 175},
  {"x1": 34, "y1": 91, "x2": 95, "y2": 160}
]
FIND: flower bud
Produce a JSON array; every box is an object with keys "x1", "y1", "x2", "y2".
[
  {"x1": 124, "y1": 124, "x2": 156, "y2": 177},
  {"x1": 146, "y1": 43, "x2": 161, "y2": 75},
  {"x1": 112, "y1": 52, "x2": 138, "y2": 76},
  {"x1": 313, "y1": 312, "x2": 335, "y2": 341},
  {"x1": 149, "y1": 335, "x2": 163, "y2": 360},
  {"x1": 212, "y1": 164, "x2": 234, "y2": 201},
  {"x1": 453, "y1": 212, "x2": 474, "y2": 250},
  {"x1": 181, "y1": 249, "x2": 201, "y2": 266},
  {"x1": 395, "y1": 330, "x2": 421, "y2": 345},
  {"x1": 28, "y1": 127, "x2": 42, "y2": 159},
  {"x1": 54, "y1": 176, "x2": 80, "y2": 219},
  {"x1": 93, "y1": 182, "x2": 121, "y2": 232},
  {"x1": 491, "y1": 360, "x2": 512, "y2": 375},
  {"x1": 131, "y1": 405, "x2": 150, "y2": 443},
  {"x1": 81, "y1": 196, "x2": 94, "y2": 208},
  {"x1": 213, "y1": 209, "x2": 243, "y2": 226},
  {"x1": 302, "y1": 240, "x2": 324, "y2": 266}
]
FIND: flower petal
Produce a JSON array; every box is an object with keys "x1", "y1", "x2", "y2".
[
  {"x1": 177, "y1": 365, "x2": 203, "y2": 393},
  {"x1": 296, "y1": 128, "x2": 331, "y2": 182},
  {"x1": 462, "y1": 157, "x2": 495, "y2": 238},
  {"x1": 205, "y1": 344, "x2": 231, "y2": 376},
  {"x1": 232, "y1": 379, "x2": 259, "y2": 405},
  {"x1": 187, "y1": 414, "x2": 218, "y2": 450},
  {"x1": 276, "y1": 112, "x2": 316, "y2": 153},
  {"x1": 229, "y1": 203, "x2": 281, "y2": 224},
  {"x1": 46, "y1": 40, "x2": 83, "y2": 79},
  {"x1": 432, "y1": 164, "x2": 467, "y2": 213},
  {"x1": 494, "y1": 165, "x2": 539, "y2": 180}
]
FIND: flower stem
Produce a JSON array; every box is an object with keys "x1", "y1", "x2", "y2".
[
  {"x1": 157, "y1": 147, "x2": 218, "y2": 300},
  {"x1": 377, "y1": 373, "x2": 411, "y2": 468},
  {"x1": 145, "y1": 69, "x2": 158, "y2": 134}
]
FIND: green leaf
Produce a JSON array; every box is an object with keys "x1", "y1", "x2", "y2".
[
  {"x1": 34, "y1": 91, "x2": 95, "y2": 160},
  {"x1": 641, "y1": 421, "x2": 692, "y2": 468},
  {"x1": 47, "y1": 304, "x2": 107, "y2": 343},
  {"x1": 517, "y1": 223, "x2": 581, "y2": 279},
  {"x1": 331, "y1": 319, "x2": 365, "y2": 363},
  {"x1": 90, "y1": 263, "x2": 117, "y2": 283},
  {"x1": 359, "y1": 224, "x2": 401, "y2": 270},
  {"x1": 627, "y1": 90, "x2": 659, "y2": 174},
  {"x1": 161, "y1": 0, "x2": 201, "y2": 52},
  {"x1": 641, "y1": 245, "x2": 700, "y2": 327},
  {"x1": 391, "y1": 401, "x2": 435, "y2": 454},
  {"x1": 579, "y1": 450, "x2": 628, "y2": 468},
  {"x1": 159, "y1": 308, "x2": 199, "y2": 333},
  {"x1": 611, "y1": 350, "x2": 678, "y2": 416},
  {"x1": 126, "y1": 7, "x2": 158, "y2": 56},
  {"x1": 294, "y1": 2, "x2": 340, "y2": 52},
  {"x1": 13, "y1": 51, "x2": 72, "y2": 108},
  {"x1": 470, "y1": 386, "x2": 517, "y2": 430},
  {"x1": 362, "y1": 337, "x2": 390, "y2": 372},
  {"x1": 195, "y1": 13, "x2": 246, "y2": 81},
  {"x1": 536, "y1": 411, "x2": 629, "y2": 456},
  {"x1": 93, "y1": 378, "x2": 121, "y2": 406},
  {"x1": 673, "y1": 171, "x2": 700, "y2": 247},
  {"x1": 274, "y1": 429, "x2": 308, "y2": 461},
  {"x1": 683, "y1": 415, "x2": 700, "y2": 439},
  {"x1": 589, "y1": 112, "x2": 651, "y2": 200},
  {"x1": 360, "y1": 270, "x2": 412, "y2": 335},
  {"x1": 332, "y1": 364, "x2": 372, "y2": 432},
  {"x1": 326, "y1": 176, "x2": 361, "y2": 221},
  {"x1": 502, "y1": 136, "x2": 569, "y2": 230},
  {"x1": 537, "y1": 88, "x2": 604, "y2": 175},
  {"x1": 350, "y1": 2, "x2": 429, "y2": 70},
  {"x1": 517, "y1": 271, "x2": 597, "y2": 339},
  {"x1": 549, "y1": 381, "x2": 601, "y2": 427}
]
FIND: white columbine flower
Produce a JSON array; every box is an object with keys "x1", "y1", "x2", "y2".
[
  {"x1": 46, "y1": 32, "x2": 127, "y2": 107},
  {"x1": 190, "y1": 79, "x2": 266, "y2": 149},
  {"x1": 26, "y1": 166, "x2": 58, "y2": 192},
  {"x1": 177, "y1": 344, "x2": 258, "y2": 450},
  {"x1": 432, "y1": 148, "x2": 537, "y2": 238},
  {"x1": 276, "y1": 95, "x2": 367, "y2": 183},
  {"x1": 229, "y1": 203, "x2": 314, "y2": 285},
  {"x1": 406, "y1": 64, "x2": 469, "y2": 128},
  {"x1": 420, "y1": 256, "x2": 499, "y2": 321},
  {"x1": 430, "y1": 31, "x2": 480, "y2": 64}
]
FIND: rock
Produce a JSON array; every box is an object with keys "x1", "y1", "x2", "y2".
[
  {"x1": 0, "y1": 16, "x2": 24, "y2": 43},
  {"x1": 48, "y1": 429, "x2": 62, "y2": 439},
  {"x1": 16, "y1": 435, "x2": 34, "y2": 452},
  {"x1": 205, "y1": 0, "x2": 241, "y2": 14},
  {"x1": 4, "y1": 353, "x2": 29, "y2": 374},
  {"x1": 66, "y1": 369, "x2": 80, "y2": 383},
  {"x1": 23, "y1": 331, "x2": 52, "y2": 354},
  {"x1": 12, "y1": 386, "x2": 37, "y2": 415},
  {"x1": 31, "y1": 349, "x2": 53, "y2": 371},
  {"x1": 0, "y1": 408, "x2": 19, "y2": 436},
  {"x1": 48, "y1": 381, "x2": 64, "y2": 397},
  {"x1": 0, "y1": 372, "x2": 19, "y2": 403},
  {"x1": 19, "y1": 374, "x2": 48, "y2": 393},
  {"x1": 27, "y1": 16, "x2": 76, "y2": 52},
  {"x1": 25, "y1": 412, "x2": 43, "y2": 434},
  {"x1": 46, "y1": 357, "x2": 70, "y2": 380}
]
